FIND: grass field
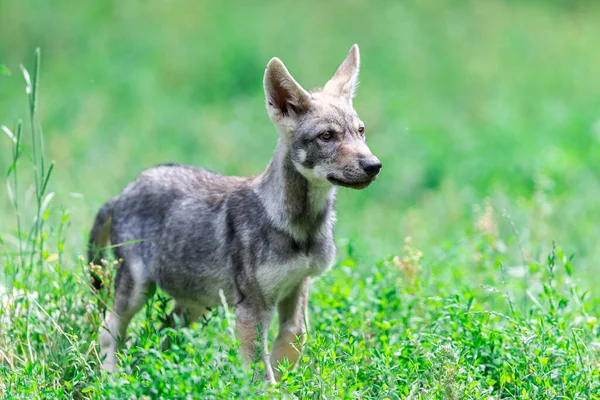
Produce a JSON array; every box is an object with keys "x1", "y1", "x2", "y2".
[{"x1": 1, "y1": 0, "x2": 600, "y2": 398}]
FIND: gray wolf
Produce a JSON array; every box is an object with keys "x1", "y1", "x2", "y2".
[{"x1": 88, "y1": 44, "x2": 381, "y2": 382}]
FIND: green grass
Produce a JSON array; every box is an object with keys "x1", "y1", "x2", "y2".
[{"x1": 1, "y1": 0, "x2": 600, "y2": 398}]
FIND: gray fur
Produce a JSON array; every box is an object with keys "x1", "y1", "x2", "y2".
[{"x1": 90, "y1": 44, "x2": 381, "y2": 382}]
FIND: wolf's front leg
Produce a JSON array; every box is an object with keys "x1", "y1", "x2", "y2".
[
  {"x1": 271, "y1": 278, "x2": 310, "y2": 381},
  {"x1": 235, "y1": 300, "x2": 276, "y2": 383}
]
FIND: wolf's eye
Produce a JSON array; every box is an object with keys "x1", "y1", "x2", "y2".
[
  {"x1": 358, "y1": 126, "x2": 365, "y2": 136},
  {"x1": 319, "y1": 131, "x2": 333, "y2": 141}
]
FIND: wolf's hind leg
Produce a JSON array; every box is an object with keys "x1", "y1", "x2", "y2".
[
  {"x1": 99, "y1": 260, "x2": 152, "y2": 371},
  {"x1": 271, "y1": 277, "x2": 310, "y2": 381}
]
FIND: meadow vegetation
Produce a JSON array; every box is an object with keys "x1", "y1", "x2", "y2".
[{"x1": 1, "y1": 0, "x2": 599, "y2": 398}]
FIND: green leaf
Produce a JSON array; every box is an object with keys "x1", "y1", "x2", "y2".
[
  {"x1": 565, "y1": 261, "x2": 573, "y2": 276},
  {"x1": 543, "y1": 284, "x2": 551, "y2": 296}
]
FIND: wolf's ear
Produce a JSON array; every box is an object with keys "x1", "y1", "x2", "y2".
[
  {"x1": 324, "y1": 44, "x2": 360, "y2": 102},
  {"x1": 264, "y1": 58, "x2": 311, "y2": 120}
]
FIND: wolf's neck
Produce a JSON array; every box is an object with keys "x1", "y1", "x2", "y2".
[{"x1": 256, "y1": 139, "x2": 336, "y2": 241}]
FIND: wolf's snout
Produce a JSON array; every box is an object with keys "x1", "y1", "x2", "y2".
[{"x1": 360, "y1": 158, "x2": 382, "y2": 177}]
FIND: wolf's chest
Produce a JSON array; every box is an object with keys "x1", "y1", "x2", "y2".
[{"x1": 255, "y1": 248, "x2": 332, "y2": 303}]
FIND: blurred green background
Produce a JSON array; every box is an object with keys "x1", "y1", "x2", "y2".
[{"x1": 1, "y1": 0, "x2": 599, "y2": 277}]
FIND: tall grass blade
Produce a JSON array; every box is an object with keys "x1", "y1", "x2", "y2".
[{"x1": 2, "y1": 125, "x2": 16, "y2": 143}]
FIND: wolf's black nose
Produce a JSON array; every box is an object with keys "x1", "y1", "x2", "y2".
[{"x1": 361, "y1": 159, "x2": 382, "y2": 176}]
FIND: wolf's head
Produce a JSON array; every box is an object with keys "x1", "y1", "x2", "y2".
[{"x1": 263, "y1": 44, "x2": 381, "y2": 190}]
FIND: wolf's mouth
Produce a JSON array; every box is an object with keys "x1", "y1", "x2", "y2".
[{"x1": 327, "y1": 176, "x2": 374, "y2": 190}]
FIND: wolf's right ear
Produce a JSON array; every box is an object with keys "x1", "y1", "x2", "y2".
[
  {"x1": 264, "y1": 58, "x2": 311, "y2": 121},
  {"x1": 324, "y1": 44, "x2": 360, "y2": 103}
]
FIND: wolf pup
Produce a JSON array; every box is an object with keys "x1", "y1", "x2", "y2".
[{"x1": 89, "y1": 44, "x2": 381, "y2": 382}]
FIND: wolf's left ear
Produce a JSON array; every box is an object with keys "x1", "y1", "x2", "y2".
[{"x1": 324, "y1": 44, "x2": 360, "y2": 102}]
